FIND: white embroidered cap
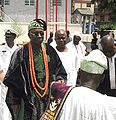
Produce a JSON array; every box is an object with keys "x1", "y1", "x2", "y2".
[
  {"x1": 80, "y1": 49, "x2": 108, "y2": 74},
  {"x1": 4, "y1": 28, "x2": 19, "y2": 37}
]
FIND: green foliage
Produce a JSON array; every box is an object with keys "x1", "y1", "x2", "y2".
[
  {"x1": 92, "y1": 0, "x2": 116, "y2": 11},
  {"x1": 11, "y1": 21, "x2": 24, "y2": 37},
  {"x1": 91, "y1": 0, "x2": 116, "y2": 22},
  {"x1": 109, "y1": 8, "x2": 116, "y2": 22},
  {"x1": 99, "y1": 23, "x2": 116, "y2": 30}
]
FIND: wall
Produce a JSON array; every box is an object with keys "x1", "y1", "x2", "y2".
[
  {"x1": 3, "y1": 0, "x2": 71, "y2": 23},
  {"x1": 75, "y1": 2, "x2": 94, "y2": 14}
]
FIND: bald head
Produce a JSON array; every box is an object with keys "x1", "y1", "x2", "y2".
[
  {"x1": 55, "y1": 29, "x2": 67, "y2": 51},
  {"x1": 101, "y1": 35, "x2": 114, "y2": 46},
  {"x1": 101, "y1": 35, "x2": 116, "y2": 57},
  {"x1": 55, "y1": 29, "x2": 66, "y2": 38}
]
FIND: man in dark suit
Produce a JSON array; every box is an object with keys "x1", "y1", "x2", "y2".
[{"x1": 97, "y1": 35, "x2": 116, "y2": 96}]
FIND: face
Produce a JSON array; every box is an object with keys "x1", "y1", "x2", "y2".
[
  {"x1": 5, "y1": 34, "x2": 15, "y2": 45},
  {"x1": 29, "y1": 28, "x2": 44, "y2": 45},
  {"x1": 73, "y1": 35, "x2": 81, "y2": 45},
  {"x1": 92, "y1": 33, "x2": 97, "y2": 38},
  {"x1": 78, "y1": 69, "x2": 103, "y2": 90},
  {"x1": 55, "y1": 30, "x2": 67, "y2": 48}
]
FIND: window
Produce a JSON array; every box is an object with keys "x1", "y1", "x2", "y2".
[
  {"x1": 4, "y1": 0, "x2": 9, "y2": 5},
  {"x1": 53, "y1": 0, "x2": 62, "y2": 6},
  {"x1": 25, "y1": 0, "x2": 29, "y2": 5},
  {"x1": 30, "y1": 0, "x2": 34, "y2": 6},
  {"x1": 0, "y1": 0, "x2": 4, "y2": 5},
  {"x1": 100, "y1": 15, "x2": 104, "y2": 22},
  {"x1": 87, "y1": 3, "x2": 91, "y2": 7},
  {"x1": 25, "y1": 0, "x2": 35, "y2": 6}
]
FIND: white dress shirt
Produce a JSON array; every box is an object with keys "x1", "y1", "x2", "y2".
[
  {"x1": 0, "y1": 43, "x2": 18, "y2": 120},
  {"x1": 108, "y1": 54, "x2": 116, "y2": 89},
  {"x1": 0, "y1": 43, "x2": 19, "y2": 72}
]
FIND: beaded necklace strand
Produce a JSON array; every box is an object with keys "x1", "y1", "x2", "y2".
[{"x1": 29, "y1": 42, "x2": 49, "y2": 98}]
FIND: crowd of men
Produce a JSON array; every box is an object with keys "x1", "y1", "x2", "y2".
[{"x1": 0, "y1": 18, "x2": 116, "y2": 120}]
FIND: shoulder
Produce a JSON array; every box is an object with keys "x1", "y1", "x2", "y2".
[
  {"x1": 45, "y1": 43, "x2": 60, "y2": 59},
  {"x1": 46, "y1": 43, "x2": 56, "y2": 53},
  {"x1": 0, "y1": 43, "x2": 7, "y2": 52},
  {"x1": 70, "y1": 36, "x2": 72, "y2": 40},
  {"x1": 12, "y1": 44, "x2": 27, "y2": 56},
  {"x1": 79, "y1": 41, "x2": 86, "y2": 49},
  {"x1": 1, "y1": 43, "x2": 5, "y2": 45},
  {"x1": 46, "y1": 43, "x2": 54, "y2": 49},
  {"x1": 0, "y1": 43, "x2": 6, "y2": 48},
  {"x1": 114, "y1": 53, "x2": 116, "y2": 59},
  {"x1": 66, "y1": 41, "x2": 73, "y2": 48}
]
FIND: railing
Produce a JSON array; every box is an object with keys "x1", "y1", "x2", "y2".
[{"x1": 0, "y1": 9, "x2": 15, "y2": 22}]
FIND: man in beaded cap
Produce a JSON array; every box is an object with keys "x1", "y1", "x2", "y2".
[{"x1": 3, "y1": 19, "x2": 67, "y2": 120}]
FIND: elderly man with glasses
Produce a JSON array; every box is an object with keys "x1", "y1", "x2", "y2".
[{"x1": 3, "y1": 19, "x2": 67, "y2": 120}]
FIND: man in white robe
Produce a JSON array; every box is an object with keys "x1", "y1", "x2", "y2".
[
  {"x1": 58, "y1": 49, "x2": 116, "y2": 120},
  {"x1": 52, "y1": 29, "x2": 80, "y2": 86},
  {"x1": 67, "y1": 33, "x2": 86, "y2": 61}
]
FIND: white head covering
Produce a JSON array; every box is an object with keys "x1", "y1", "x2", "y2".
[
  {"x1": 4, "y1": 28, "x2": 19, "y2": 37},
  {"x1": 80, "y1": 49, "x2": 108, "y2": 74}
]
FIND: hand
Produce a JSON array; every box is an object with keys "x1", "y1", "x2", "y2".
[{"x1": 0, "y1": 70, "x2": 5, "y2": 81}]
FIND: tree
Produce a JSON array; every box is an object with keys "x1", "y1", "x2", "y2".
[
  {"x1": 11, "y1": 20, "x2": 24, "y2": 37},
  {"x1": 91, "y1": 0, "x2": 116, "y2": 22}
]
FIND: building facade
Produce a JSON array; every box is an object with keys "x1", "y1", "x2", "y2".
[
  {"x1": 0, "y1": 0, "x2": 71, "y2": 23},
  {"x1": 71, "y1": 0, "x2": 94, "y2": 34}
]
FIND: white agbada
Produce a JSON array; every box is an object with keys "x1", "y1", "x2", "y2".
[
  {"x1": 0, "y1": 43, "x2": 19, "y2": 120},
  {"x1": 53, "y1": 46, "x2": 80, "y2": 86},
  {"x1": 58, "y1": 87, "x2": 116, "y2": 120},
  {"x1": 67, "y1": 41, "x2": 86, "y2": 61}
]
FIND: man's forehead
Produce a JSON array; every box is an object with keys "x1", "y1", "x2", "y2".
[
  {"x1": 5, "y1": 34, "x2": 14, "y2": 37},
  {"x1": 56, "y1": 29, "x2": 66, "y2": 34},
  {"x1": 29, "y1": 28, "x2": 44, "y2": 32},
  {"x1": 57, "y1": 34, "x2": 66, "y2": 38},
  {"x1": 60, "y1": 30, "x2": 65, "y2": 34}
]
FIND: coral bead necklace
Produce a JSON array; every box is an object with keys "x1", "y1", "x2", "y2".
[{"x1": 29, "y1": 42, "x2": 49, "y2": 98}]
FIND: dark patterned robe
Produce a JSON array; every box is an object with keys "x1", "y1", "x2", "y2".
[{"x1": 3, "y1": 43, "x2": 67, "y2": 120}]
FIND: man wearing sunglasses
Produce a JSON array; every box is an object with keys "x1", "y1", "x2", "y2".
[{"x1": 3, "y1": 19, "x2": 67, "y2": 120}]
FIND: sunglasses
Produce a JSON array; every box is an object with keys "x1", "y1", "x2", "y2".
[{"x1": 31, "y1": 31, "x2": 44, "y2": 36}]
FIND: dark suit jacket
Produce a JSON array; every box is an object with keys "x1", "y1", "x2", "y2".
[{"x1": 97, "y1": 57, "x2": 116, "y2": 96}]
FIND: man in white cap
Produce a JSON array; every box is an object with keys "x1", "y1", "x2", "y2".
[
  {"x1": 0, "y1": 28, "x2": 19, "y2": 73},
  {"x1": 58, "y1": 49, "x2": 116, "y2": 120},
  {"x1": 0, "y1": 28, "x2": 19, "y2": 120},
  {"x1": 67, "y1": 33, "x2": 87, "y2": 61}
]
